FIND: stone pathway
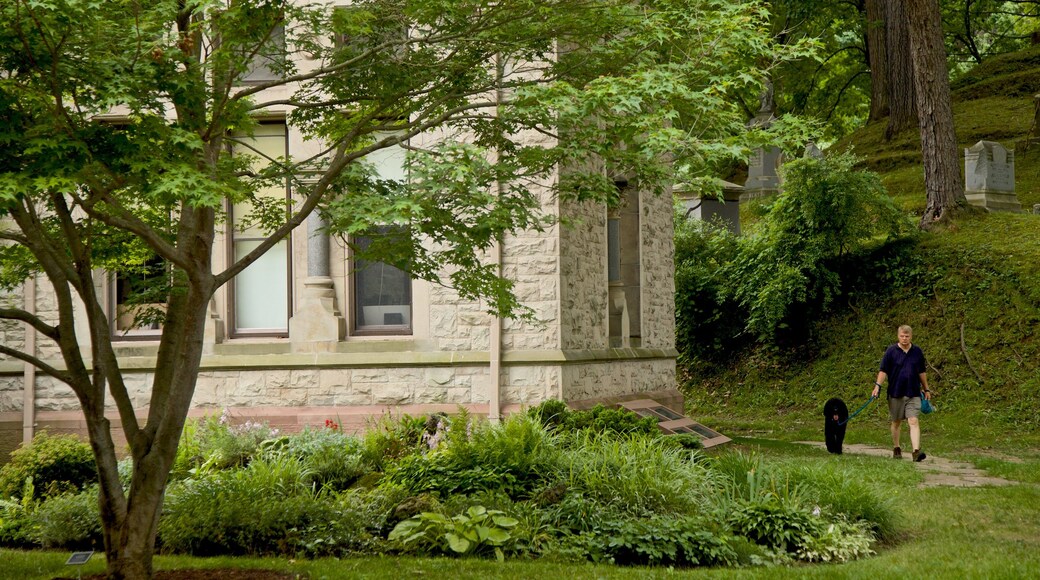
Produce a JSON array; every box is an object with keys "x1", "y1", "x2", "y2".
[{"x1": 796, "y1": 442, "x2": 1015, "y2": 488}]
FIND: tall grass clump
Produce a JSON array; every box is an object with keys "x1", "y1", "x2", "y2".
[{"x1": 555, "y1": 432, "x2": 717, "y2": 516}]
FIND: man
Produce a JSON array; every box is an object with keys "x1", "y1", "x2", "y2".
[{"x1": 871, "y1": 325, "x2": 933, "y2": 462}]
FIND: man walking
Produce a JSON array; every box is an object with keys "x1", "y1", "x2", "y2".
[{"x1": 872, "y1": 325, "x2": 932, "y2": 462}]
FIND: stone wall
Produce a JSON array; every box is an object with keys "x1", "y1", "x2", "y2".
[
  {"x1": 561, "y1": 356, "x2": 676, "y2": 402},
  {"x1": 639, "y1": 188, "x2": 676, "y2": 350},
  {"x1": 560, "y1": 199, "x2": 609, "y2": 350}
]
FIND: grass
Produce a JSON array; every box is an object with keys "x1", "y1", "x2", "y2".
[{"x1": 6, "y1": 440, "x2": 1039, "y2": 579}]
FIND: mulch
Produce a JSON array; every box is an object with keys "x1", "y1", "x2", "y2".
[{"x1": 54, "y1": 570, "x2": 304, "y2": 580}]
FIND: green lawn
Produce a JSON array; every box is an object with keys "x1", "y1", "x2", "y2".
[{"x1": 6, "y1": 439, "x2": 1038, "y2": 579}]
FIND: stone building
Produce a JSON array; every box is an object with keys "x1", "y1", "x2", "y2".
[{"x1": 0, "y1": 8, "x2": 679, "y2": 456}]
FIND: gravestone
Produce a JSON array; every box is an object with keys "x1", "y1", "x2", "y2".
[
  {"x1": 742, "y1": 81, "x2": 782, "y2": 200},
  {"x1": 964, "y1": 140, "x2": 1021, "y2": 212}
]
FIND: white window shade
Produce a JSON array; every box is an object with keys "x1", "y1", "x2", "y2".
[{"x1": 234, "y1": 240, "x2": 288, "y2": 330}]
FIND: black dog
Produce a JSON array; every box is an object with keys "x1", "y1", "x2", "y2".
[{"x1": 823, "y1": 398, "x2": 849, "y2": 454}]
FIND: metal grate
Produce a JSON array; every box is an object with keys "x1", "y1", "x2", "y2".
[{"x1": 616, "y1": 399, "x2": 731, "y2": 449}]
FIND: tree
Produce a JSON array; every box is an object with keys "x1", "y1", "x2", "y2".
[
  {"x1": 0, "y1": 1, "x2": 790, "y2": 577},
  {"x1": 886, "y1": 0, "x2": 920, "y2": 139},
  {"x1": 865, "y1": 0, "x2": 890, "y2": 121},
  {"x1": 906, "y1": 0, "x2": 967, "y2": 225}
]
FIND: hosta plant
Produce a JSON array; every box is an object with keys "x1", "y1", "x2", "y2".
[{"x1": 389, "y1": 505, "x2": 519, "y2": 561}]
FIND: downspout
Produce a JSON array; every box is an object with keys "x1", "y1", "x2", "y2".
[
  {"x1": 489, "y1": 54, "x2": 506, "y2": 423},
  {"x1": 489, "y1": 237, "x2": 502, "y2": 423},
  {"x1": 22, "y1": 276, "x2": 36, "y2": 443}
]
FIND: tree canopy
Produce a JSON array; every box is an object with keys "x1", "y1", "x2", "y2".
[{"x1": 0, "y1": 1, "x2": 802, "y2": 577}]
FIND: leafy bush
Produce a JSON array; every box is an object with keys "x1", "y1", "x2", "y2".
[
  {"x1": 563, "y1": 513, "x2": 738, "y2": 567},
  {"x1": 171, "y1": 410, "x2": 279, "y2": 477},
  {"x1": 261, "y1": 426, "x2": 369, "y2": 492},
  {"x1": 0, "y1": 478, "x2": 39, "y2": 548},
  {"x1": 727, "y1": 497, "x2": 819, "y2": 553},
  {"x1": 389, "y1": 505, "x2": 519, "y2": 560},
  {"x1": 527, "y1": 401, "x2": 659, "y2": 438},
  {"x1": 728, "y1": 153, "x2": 910, "y2": 341},
  {"x1": 161, "y1": 456, "x2": 311, "y2": 555},
  {"x1": 674, "y1": 217, "x2": 746, "y2": 361},
  {"x1": 794, "y1": 517, "x2": 875, "y2": 563},
  {"x1": 0, "y1": 431, "x2": 96, "y2": 500},
  {"x1": 360, "y1": 414, "x2": 428, "y2": 472},
  {"x1": 33, "y1": 486, "x2": 102, "y2": 549},
  {"x1": 383, "y1": 413, "x2": 556, "y2": 499},
  {"x1": 675, "y1": 153, "x2": 913, "y2": 358}
]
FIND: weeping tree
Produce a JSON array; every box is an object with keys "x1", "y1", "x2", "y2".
[{"x1": 0, "y1": 0, "x2": 798, "y2": 577}]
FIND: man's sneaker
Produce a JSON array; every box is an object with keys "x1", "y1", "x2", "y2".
[
  {"x1": 893, "y1": 446, "x2": 902, "y2": 459},
  {"x1": 913, "y1": 449, "x2": 927, "y2": 462}
]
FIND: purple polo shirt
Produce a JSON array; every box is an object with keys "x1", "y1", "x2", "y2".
[{"x1": 880, "y1": 344, "x2": 927, "y2": 398}]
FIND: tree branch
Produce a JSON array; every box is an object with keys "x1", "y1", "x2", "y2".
[
  {"x1": 0, "y1": 344, "x2": 72, "y2": 384},
  {"x1": 0, "y1": 307, "x2": 59, "y2": 340}
]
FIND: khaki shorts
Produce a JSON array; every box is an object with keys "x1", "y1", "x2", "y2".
[{"x1": 889, "y1": 396, "x2": 921, "y2": 421}]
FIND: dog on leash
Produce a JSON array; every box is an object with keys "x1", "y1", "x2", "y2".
[{"x1": 823, "y1": 398, "x2": 849, "y2": 454}]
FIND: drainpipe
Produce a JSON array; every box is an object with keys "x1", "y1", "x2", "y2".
[
  {"x1": 489, "y1": 238, "x2": 502, "y2": 423},
  {"x1": 488, "y1": 54, "x2": 507, "y2": 423},
  {"x1": 22, "y1": 277, "x2": 36, "y2": 443}
]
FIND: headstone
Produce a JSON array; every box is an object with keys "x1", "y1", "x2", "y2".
[
  {"x1": 742, "y1": 80, "x2": 782, "y2": 200},
  {"x1": 964, "y1": 140, "x2": 1021, "y2": 212},
  {"x1": 1033, "y1": 204, "x2": 1040, "y2": 215},
  {"x1": 804, "y1": 141, "x2": 824, "y2": 159}
]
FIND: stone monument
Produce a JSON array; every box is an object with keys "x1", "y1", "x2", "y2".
[
  {"x1": 677, "y1": 181, "x2": 744, "y2": 235},
  {"x1": 964, "y1": 140, "x2": 1021, "y2": 212},
  {"x1": 742, "y1": 80, "x2": 782, "y2": 201}
]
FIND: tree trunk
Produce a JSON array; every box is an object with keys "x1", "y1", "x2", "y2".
[
  {"x1": 94, "y1": 279, "x2": 213, "y2": 579},
  {"x1": 865, "y1": 0, "x2": 889, "y2": 121},
  {"x1": 885, "y1": 0, "x2": 918, "y2": 139},
  {"x1": 906, "y1": 0, "x2": 965, "y2": 227}
]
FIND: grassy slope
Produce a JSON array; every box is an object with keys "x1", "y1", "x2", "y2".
[{"x1": 682, "y1": 46, "x2": 1040, "y2": 463}]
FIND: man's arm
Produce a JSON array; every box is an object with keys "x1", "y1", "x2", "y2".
[
  {"x1": 872, "y1": 371, "x2": 888, "y2": 398},
  {"x1": 919, "y1": 372, "x2": 930, "y2": 399}
]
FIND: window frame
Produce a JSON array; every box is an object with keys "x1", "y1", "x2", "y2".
[
  {"x1": 226, "y1": 120, "x2": 293, "y2": 339},
  {"x1": 348, "y1": 228, "x2": 413, "y2": 337}
]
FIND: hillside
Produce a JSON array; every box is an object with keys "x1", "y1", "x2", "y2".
[{"x1": 681, "y1": 47, "x2": 1040, "y2": 459}]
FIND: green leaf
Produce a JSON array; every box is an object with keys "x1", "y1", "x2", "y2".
[
  {"x1": 491, "y1": 515, "x2": 519, "y2": 528},
  {"x1": 445, "y1": 533, "x2": 471, "y2": 554}
]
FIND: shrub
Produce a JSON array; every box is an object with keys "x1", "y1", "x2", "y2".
[
  {"x1": 383, "y1": 413, "x2": 556, "y2": 499},
  {"x1": 562, "y1": 514, "x2": 738, "y2": 567},
  {"x1": 674, "y1": 217, "x2": 746, "y2": 361},
  {"x1": 360, "y1": 414, "x2": 428, "y2": 472},
  {"x1": 0, "y1": 431, "x2": 96, "y2": 500},
  {"x1": 160, "y1": 456, "x2": 380, "y2": 556},
  {"x1": 171, "y1": 410, "x2": 279, "y2": 477},
  {"x1": 33, "y1": 486, "x2": 102, "y2": 549},
  {"x1": 261, "y1": 426, "x2": 369, "y2": 492},
  {"x1": 389, "y1": 505, "x2": 519, "y2": 561},
  {"x1": 526, "y1": 401, "x2": 659, "y2": 438},
  {"x1": 726, "y1": 497, "x2": 818, "y2": 553},
  {"x1": 0, "y1": 479, "x2": 39, "y2": 548},
  {"x1": 727, "y1": 153, "x2": 910, "y2": 341}
]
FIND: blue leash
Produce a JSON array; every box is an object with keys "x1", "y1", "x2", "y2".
[{"x1": 838, "y1": 395, "x2": 878, "y2": 426}]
